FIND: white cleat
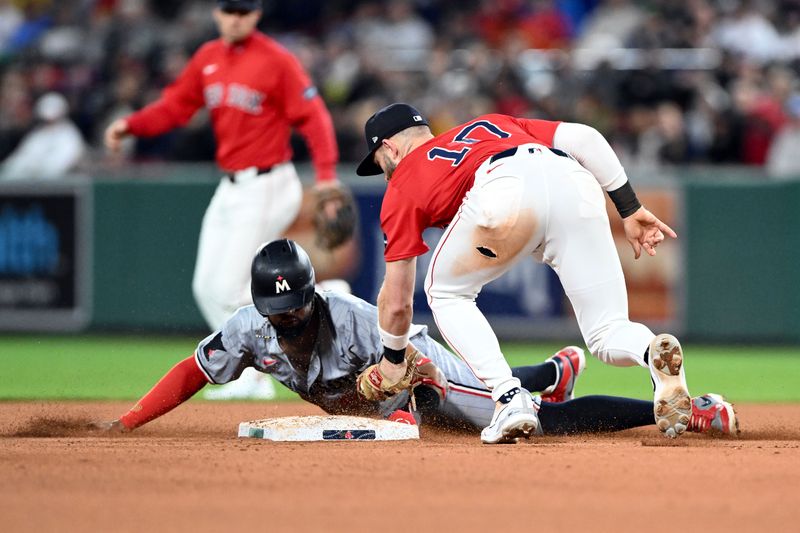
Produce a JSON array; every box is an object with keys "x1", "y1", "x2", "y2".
[
  {"x1": 480, "y1": 389, "x2": 541, "y2": 444},
  {"x1": 649, "y1": 334, "x2": 691, "y2": 438}
]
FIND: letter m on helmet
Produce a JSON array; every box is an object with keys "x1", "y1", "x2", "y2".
[{"x1": 275, "y1": 279, "x2": 291, "y2": 293}]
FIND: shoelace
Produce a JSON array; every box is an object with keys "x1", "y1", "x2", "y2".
[{"x1": 687, "y1": 407, "x2": 714, "y2": 432}]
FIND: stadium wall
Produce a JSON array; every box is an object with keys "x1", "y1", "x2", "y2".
[{"x1": 3, "y1": 168, "x2": 798, "y2": 342}]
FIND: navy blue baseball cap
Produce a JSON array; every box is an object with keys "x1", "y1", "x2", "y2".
[
  {"x1": 217, "y1": 0, "x2": 262, "y2": 11},
  {"x1": 356, "y1": 103, "x2": 429, "y2": 176}
]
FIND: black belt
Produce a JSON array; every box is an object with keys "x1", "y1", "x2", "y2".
[
  {"x1": 489, "y1": 146, "x2": 574, "y2": 164},
  {"x1": 225, "y1": 165, "x2": 275, "y2": 182}
]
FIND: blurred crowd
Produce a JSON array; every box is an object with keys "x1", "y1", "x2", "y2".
[{"x1": 3, "y1": 0, "x2": 800, "y2": 178}]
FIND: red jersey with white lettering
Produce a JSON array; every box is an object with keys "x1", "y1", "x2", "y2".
[
  {"x1": 380, "y1": 114, "x2": 560, "y2": 261},
  {"x1": 126, "y1": 31, "x2": 337, "y2": 180}
]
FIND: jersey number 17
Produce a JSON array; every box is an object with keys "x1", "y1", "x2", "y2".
[{"x1": 427, "y1": 120, "x2": 511, "y2": 166}]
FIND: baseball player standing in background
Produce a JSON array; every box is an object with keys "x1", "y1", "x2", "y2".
[
  {"x1": 103, "y1": 0, "x2": 340, "y2": 399},
  {"x1": 356, "y1": 104, "x2": 690, "y2": 444},
  {"x1": 92, "y1": 240, "x2": 737, "y2": 438}
]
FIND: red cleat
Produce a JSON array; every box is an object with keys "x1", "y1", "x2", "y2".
[
  {"x1": 541, "y1": 346, "x2": 586, "y2": 403},
  {"x1": 687, "y1": 394, "x2": 740, "y2": 436}
]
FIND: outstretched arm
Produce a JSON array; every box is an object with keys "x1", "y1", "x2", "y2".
[
  {"x1": 94, "y1": 355, "x2": 210, "y2": 432},
  {"x1": 376, "y1": 257, "x2": 417, "y2": 382},
  {"x1": 553, "y1": 121, "x2": 677, "y2": 258}
]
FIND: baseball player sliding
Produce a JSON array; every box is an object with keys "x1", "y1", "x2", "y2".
[
  {"x1": 355, "y1": 104, "x2": 691, "y2": 444},
  {"x1": 103, "y1": 0, "x2": 348, "y2": 399},
  {"x1": 93, "y1": 240, "x2": 737, "y2": 439}
]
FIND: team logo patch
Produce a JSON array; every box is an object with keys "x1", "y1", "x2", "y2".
[
  {"x1": 372, "y1": 136, "x2": 378, "y2": 143},
  {"x1": 322, "y1": 430, "x2": 376, "y2": 440},
  {"x1": 413, "y1": 115, "x2": 422, "y2": 122},
  {"x1": 275, "y1": 275, "x2": 290, "y2": 293}
]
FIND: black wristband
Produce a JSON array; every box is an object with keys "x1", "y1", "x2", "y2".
[
  {"x1": 382, "y1": 346, "x2": 406, "y2": 364},
  {"x1": 607, "y1": 181, "x2": 641, "y2": 218}
]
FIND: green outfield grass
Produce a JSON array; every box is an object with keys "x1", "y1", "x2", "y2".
[{"x1": 0, "y1": 335, "x2": 797, "y2": 402}]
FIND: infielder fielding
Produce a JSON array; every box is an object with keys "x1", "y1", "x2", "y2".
[
  {"x1": 355, "y1": 104, "x2": 690, "y2": 444},
  {"x1": 103, "y1": 0, "x2": 342, "y2": 330},
  {"x1": 93, "y1": 240, "x2": 737, "y2": 438}
]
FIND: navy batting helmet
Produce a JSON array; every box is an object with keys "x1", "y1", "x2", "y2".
[{"x1": 251, "y1": 239, "x2": 316, "y2": 316}]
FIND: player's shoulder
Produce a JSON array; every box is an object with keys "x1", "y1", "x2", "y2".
[
  {"x1": 250, "y1": 32, "x2": 296, "y2": 60},
  {"x1": 468, "y1": 113, "x2": 522, "y2": 130},
  {"x1": 226, "y1": 304, "x2": 265, "y2": 331},
  {"x1": 321, "y1": 289, "x2": 376, "y2": 316},
  {"x1": 193, "y1": 38, "x2": 224, "y2": 59}
]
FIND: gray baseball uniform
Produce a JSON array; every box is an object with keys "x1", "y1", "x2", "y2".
[{"x1": 194, "y1": 290, "x2": 494, "y2": 427}]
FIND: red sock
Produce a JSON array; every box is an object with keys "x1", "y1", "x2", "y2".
[{"x1": 119, "y1": 355, "x2": 209, "y2": 430}]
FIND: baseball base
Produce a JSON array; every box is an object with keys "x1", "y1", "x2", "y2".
[{"x1": 238, "y1": 415, "x2": 419, "y2": 441}]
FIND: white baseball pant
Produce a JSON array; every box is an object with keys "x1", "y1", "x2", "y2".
[
  {"x1": 424, "y1": 144, "x2": 654, "y2": 402},
  {"x1": 193, "y1": 163, "x2": 303, "y2": 330}
]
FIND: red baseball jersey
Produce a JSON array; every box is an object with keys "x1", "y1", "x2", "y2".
[
  {"x1": 126, "y1": 32, "x2": 337, "y2": 180},
  {"x1": 380, "y1": 114, "x2": 561, "y2": 261}
]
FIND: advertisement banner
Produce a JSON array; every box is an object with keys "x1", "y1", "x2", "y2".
[{"x1": 0, "y1": 181, "x2": 91, "y2": 331}]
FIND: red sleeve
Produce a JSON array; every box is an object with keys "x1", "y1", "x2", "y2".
[
  {"x1": 513, "y1": 117, "x2": 561, "y2": 146},
  {"x1": 119, "y1": 355, "x2": 210, "y2": 430},
  {"x1": 381, "y1": 188, "x2": 431, "y2": 261},
  {"x1": 278, "y1": 52, "x2": 338, "y2": 182},
  {"x1": 126, "y1": 55, "x2": 206, "y2": 138}
]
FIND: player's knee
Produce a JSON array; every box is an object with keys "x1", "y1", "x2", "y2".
[
  {"x1": 585, "y1": 319, "x2": 652, "y2": 366},
  {"x1": 425, "y1": 282, "x2": 478, "y2": 306},
  {"x1": 193, "y1": 276, "x2": 238, "y2": 311}
]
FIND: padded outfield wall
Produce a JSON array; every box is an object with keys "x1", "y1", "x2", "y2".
[{"x1": 2, "y1": 166, "x2": 797, "y2": 342}]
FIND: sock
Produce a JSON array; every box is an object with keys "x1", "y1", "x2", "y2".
[
  {"x1": 512, "y1": 363, "x2": 557, "y2": 393},
  {"x1": 537, "y1": 395, "x2": 653, "y2": 435}
]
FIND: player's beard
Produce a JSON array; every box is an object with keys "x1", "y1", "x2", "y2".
[
  {"x1": 270, "y1": 301, "x2": 316, "y2": 339},
  {"x1": 380, "y1": 153, "x2": 397, "y2": 180}
]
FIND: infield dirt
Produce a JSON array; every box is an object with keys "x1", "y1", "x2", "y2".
[{"x1": 1, "y1": 401, "x2": 798, "y2": 532}]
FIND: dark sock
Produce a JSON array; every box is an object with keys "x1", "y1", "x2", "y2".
[
  {"x1": 512, "y1": 363, "x2": 557, "y2": 393},
  {"x1": 538, "y1": 395, "x2": 653, "y2": 435}
]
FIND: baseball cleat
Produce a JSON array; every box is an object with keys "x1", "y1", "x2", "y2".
[
  {"x1": 649, "y1": 334, "x2": 691, "y2": 438},
  {"x1": 687, "y1": 394, "x2": 740, "y2": 436},
  {"x1": 541, "y1": 346, "x2": 586, "y2": 403},
  {"x1": 481, "y1": 388, "x2": 541, "y2": 444}
]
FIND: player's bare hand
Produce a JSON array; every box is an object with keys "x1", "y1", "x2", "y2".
[
  {"x1": 104, "y1": 118, "x2": 130, "y2": 152},
  {"x1": 87, "y1": 419, "x2": 129, "y2": 433},
  {"x1": 622, "y1": 206, "x2": 677, "y2": 259},
  {"x1": 378, "y1": 357, "x2": 408, "y2": 384}
]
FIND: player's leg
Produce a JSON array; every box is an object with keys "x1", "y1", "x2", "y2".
[
  {"x1": 424, "y1": 167, "x2": 546, "y2": 442},
  {"x1": 539, "y1": 163, "x2": 653, "y2": 367},
  {"x1": 539, "y1": 161, "x2": 691, "y2": 436},
  {"x1": 514, "y1": 346, "x2": 586, "y2": 402},
  {"x1": 538, "y1": 396, "x2": 654, "y2": 434},
  {"x1": 424, "y1": 171, "x2": 545, "y2": 401},
  {"x1": 192, "y1": 179, "x2": 232, "y2": 329},
  {"x1": 192, "y1": 164, "x2": 303, "y2": 330},
  {"x1": 410, "y1": 334, "x2": 735, "y2": 436}
]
